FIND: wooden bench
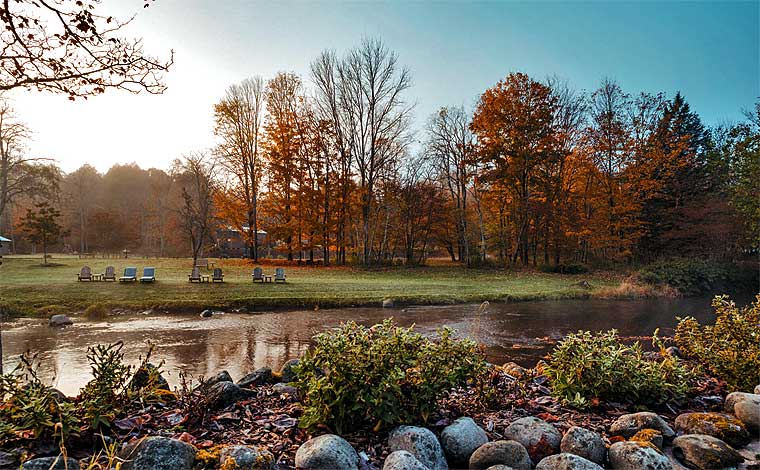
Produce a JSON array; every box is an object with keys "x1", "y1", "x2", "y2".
[{"x1": 194, "y1": 258, "x2": 215, "y2": 270}]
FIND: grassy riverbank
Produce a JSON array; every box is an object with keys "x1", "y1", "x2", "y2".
[{"x1": 0, "y1": 255, "x2": 626, "y2": 316}]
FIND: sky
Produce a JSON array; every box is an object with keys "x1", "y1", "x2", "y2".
[{"x1": 10, "y1": 0, "x2": 760, "y2": 173}]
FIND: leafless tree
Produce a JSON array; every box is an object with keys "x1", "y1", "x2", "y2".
[
  {"x1": 425, "y1": 105, "x2": 476, "y2": 265},
  {"x1": 214, "y1": 77, "x2": 266, "y2": 260},
  {"x1": 0, "y1": 0, "x2": 173, "y2": 98},
  {"x1": 172, "y1": 152, "x2": 217, "y2": 265}
]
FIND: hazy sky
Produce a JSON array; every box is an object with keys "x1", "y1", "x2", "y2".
[{"x1": 11, "y1": 0, "x2": 759, "y2": 173}]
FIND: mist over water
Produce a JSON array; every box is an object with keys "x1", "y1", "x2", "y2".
[{"x1": 3, "y1": 295, "x2": 753, "y2": 396}]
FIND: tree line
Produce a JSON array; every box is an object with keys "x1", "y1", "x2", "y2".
[{"x1": 1, "y1": 39, "x2": 758, "y2": 267}]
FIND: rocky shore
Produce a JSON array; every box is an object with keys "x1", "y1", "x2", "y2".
[{"x1": 2, "y1": 359, "x2": 758, "y2": 470}]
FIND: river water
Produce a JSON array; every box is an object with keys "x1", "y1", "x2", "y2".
[{"x1": 1, "y1": 295, "x2": 753, "y2": 396}]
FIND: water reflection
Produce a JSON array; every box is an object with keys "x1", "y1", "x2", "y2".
[{"x1": 2, "y1": 295, "x2": 752, "y2": 396}]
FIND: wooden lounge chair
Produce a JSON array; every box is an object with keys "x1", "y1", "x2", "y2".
[
  {"x1": 252, "y1": 267, "x2": 264, "y2": 283},
  {"x1": 78, "y1": 266, "x2": 92, "y2": 281},
  {"x1": 188, "y1": 266, "x2": 201, "y2": 283},
  {"x1": 139, "y1": 267, "x2": 156, "y2": 283},
  {"x1": 119, "y1": 267, "x2": 137, "y2": 282},
  {"x1": 212, "y1": 267, "x2": 224, "y2": 283},
  {"x1": 274, "y1": 267, "x2": 286, "y2": 283},
  {"x1": 103, "y1": 266, "x2": 116, "y2": 281}
]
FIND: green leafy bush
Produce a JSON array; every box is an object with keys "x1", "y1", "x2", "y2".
[
  {"x1": 294, "y1": 319, "x2": 487, "y2": 433},
  {"x1": 638, "y1": 258, "x2": 757, "y2": 295},
  {"x1": 675, "y1": 294, "x2": 760, "y2": 392},
  {"x1": 545, "y1": 329, "x2": 696, "y2": 408},
  {"x1": 538, "y1": 263, "x2": 589, "y2": 275}
]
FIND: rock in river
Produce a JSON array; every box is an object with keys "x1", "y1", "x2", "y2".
[
  {"x1": 674, "y1": 412, "x2": 750, "y2": 448},
  {"x1": 388, "y1": 425, "x2": 447, "y2": 470},
  {"x1": 295, "y1": 434, "x2": 359, "y2": 470},
  {"x1": 468, "y1": 441, "x2": 532, "y2": 470},
  {"x1": 120, "y1": 436, "x2": 195, "y2": 470},
  {"x1": 560, "y1": 426, "x2": 606, "y2": 465},
  {"x1": 608, "y1": 412, "x2": 675, "y2": 440},
  {"x1": 440, "y1": 417, "x2": 489, "y2": 467},
  {"x1": 48, "y1": 314, "x2": 72, "y2": 327},
  {"x1": 607, "y1": 441, "x2": 671, "y2": 470},
  {"x1": 503, "y1": 416, "x2": 561, "y2": 464},
  {"x1": 672, "y1": 434, "x2": 744, "y2": 470}
]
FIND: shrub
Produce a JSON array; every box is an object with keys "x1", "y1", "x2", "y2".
[
  {"x1": 294, "y1": 319, "x2": 487, "y2": 433},
  {"x1": 675, "y1": 294, "x2": 760, "y2": 392},
  {"x1": 545, "y1": 329, "x2": 696, "y2": 409},
  {"x1": 637, "y1": 258, "x2": 758, "y2": 295},
  {"x1": 539, "y1": 263, "x2": 589, "y2": 275}
]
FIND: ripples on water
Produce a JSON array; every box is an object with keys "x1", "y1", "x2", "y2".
[{"x1": 2, "y1": 295, "x2": 752, "y2": 396}]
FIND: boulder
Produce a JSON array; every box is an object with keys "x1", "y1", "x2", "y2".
[
  {"x1": 388, "y1": 426, "x2": 447, "y2": 470},
  {"x1": 295, "y1": 434, "x2": 359, "y2": 470},
  {"x1": 560, "y1": 426, "x2": 606, "y2": 465},
  {"x1": 735, "y1": 399, "x2": 760, "y2": 433},
  {"x1": 608, "y1": 412, "x2": 675, "y2": 440},
  {"x1": 280, "y1": 359, "x2": 300, "y2": 383},
  {"x1": 200, "y1": 309, "x2": 213, "y2": 318},
  {"x1": 120, "y1": 436, "x2": 195, "y2": 470},
  {"x1": 440, "y1": 417, "x2": 489, "y2": 467},
  {"x1": 238, "y1": 367, "x2": 273, "y2": 388},
  {"x1": 503, "y1": 416, "x2": 561, "y2": 464},
  {"x1": 382, "y1": 299, "x2": 394, "y2": 308},
  {"x1": 674, "y1": 412, "x2": 750, "y2": 448},
  {"x1": 535, "y1": 453, "x2": 603, "y2": 470},
  {"x1": 755, "y1": 385, "x2": 760, "y2": 394},
  {"x1": 0, "y1": 450, "x2": 19, "y2": 470},
  {"x1": 383, "y1": 450, "x2": 429, "y2": 470},
  {"x1": 131, "y1": 362, "x2": 170, "y2": 391},
  {"x1": 630, "y1": 429, "x2": 664, "y2": 450},
  {"x1": 48, "y1": 314, "x2": 72, "y2": 327},
  {"x1": 724, "y1": 391, "x2": 760, "y2": 414},
  {"x1": 21, "y1": 457, "x2": 80, "y2": 470},
  {"x1": 672, "y1": 434, "x2": 744, "y2": 470},
  {"x1": 468, "y1": 441, "x2": 532, "y2": 470},
  {"x1": 502, "y1": 362, "x2": 527, "y2": 378},
  {"x1": 206, "y1": 381, "x2": 253, "y2": 410},
  {"x1": 219, "y1": 445, "x2": 276, "y2": 470},
  {"x1": 195, "y1": 370, "x2": 233, "y2": 393},
  {"x1": 607, "y1": 441, "x2": 671, "y2": 470}
]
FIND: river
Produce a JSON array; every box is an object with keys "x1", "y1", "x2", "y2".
[{"x1": 1, "y1": 295, "x2": 754, "y2": 396}]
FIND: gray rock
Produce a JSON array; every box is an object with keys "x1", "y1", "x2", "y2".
[
  {"x1": 383, "y1": 450, "x2": 429, "y2": 470},
  {"x1": 206, "y1": 370, "x2": 233, "y2": 386},
  {"x1": 219, "y1": 445, "x2": 276, "y2": 470},
  {"x1": 382, "y1": 299, "x2": 394, "y2": 308},
  {"x1": 131, "y1": 362, "x2": 170, "y2": 391},
  {"x1": 674, "y1": 412, "x2": 750, "y2": 448},
  {"x1": 672, "y1": 434, "x2": 744, "y2": 469},
  {"x1": 280, "y1": 359, "x2": 300, "y2": 383},
  {"x1": 535, "y1": 453, "x2": 604, "y2": 470},
  {"x1": 724, "y1": 392, "x2": 760, "y2": 414},
  {"x1": 560, "y1": 426, "x2": 606, "y2": 464},
  {"x1": 272, "y1": 382, "x2": 299, "y2": 397},
  {"x1": 207, "y1": 381, "x2": 253, "y2": 409},
  {"x1": 120, "y1": 436, "x2": 195, "y2": 470},
  {"x1": 48, "y1": 314, "x2": 72, "y2": 327},
  {"x1": 238, "y1": 367, "x2": 273, "y2": 388},
  {"x1": 607, "y1": 441, "x2": 671, "y2": 470},
  {"x1": 468, "y1": 440, "x2": 531, "y2": 470},
  {"x1": 735, "y1": 399, "x2": 760, "y2": 433},
  {"x1": 608, "y1": 412, "x2": 675, "y2": 439},
  {"x1": 503, "y1": 416, "x2": 561, "y2": 464},
  {"x1": 200, "y1": 309, "x2": 213, "y2": 318},
  {"x1": 502, "y1": 362, "x2": 527, "y2": 378},
  {"x1": 0, "y1": 450, "x2": 19, "y2": 470},
  {"x1": 755, "y1": 385, "x2": 760, "y2": 394},
  {"x1": 388, "y1": 426, "x2": 447, "y2": 470},
  {"x1": 664, "y1": 346, "x2": 682, "y2": 358},
  {"x1": 440, "y1": 417, "x2": 489, "y2": 466},
  {"x1": 295, "y1": 434, "x2": 359, "y2": 470},
  {"x1": 485, "y1": 466, "x2": 515, "y2": 470},
  {"x1": 21, "y1": 457, "x2": 80, "y2": 470},
  {"x1": 630, "y1": 429, "x2": 664, "y2": 450}
]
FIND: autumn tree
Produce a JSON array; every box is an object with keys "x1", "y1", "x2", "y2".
[
  {"x1": 472, "y1": 72, "x2": 558, "y2": 266},
  {"x1": 18, "y1": 201, "x2": 65, "y2": 265},
  {"x1": 214, "y1": 77, "x2": 266, "y2": 260},
  {"x1": 60, "y1": 164, "x2": 101, "y2": 253},
  {"x1": 0, "y1": 0, "x2": 173, "y2": 98}
]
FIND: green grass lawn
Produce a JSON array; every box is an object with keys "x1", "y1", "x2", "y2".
[{"x1": 0, "y1": 255, "x2": 624, "y2": 315}]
